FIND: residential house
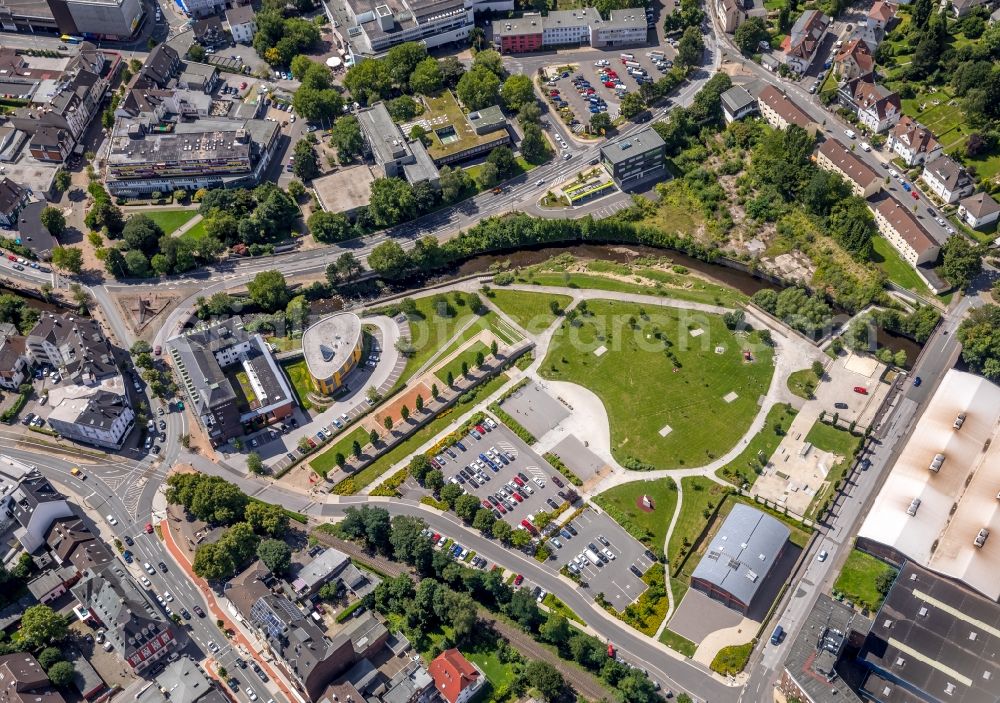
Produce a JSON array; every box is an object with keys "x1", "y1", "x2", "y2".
[
  {"x1": 132, "y1": 45, "x2": 181, "y2": 90},
  {"x1": 0, "y1": 177, "x2": 29, "y2": 228},
  {"x1": 833, "y1": 39, "x2": 874, "y2": 81},
  {"x1": 136, "y1": 657, "x2": 224, "y2": 703},
  {"x1": 428, "y1": 650, "x2": 483, "y2": 703},
  {"x1": 0, "y1": 323, "x2": 29, "y2": 391},
  {"x1": 872, "y1": 198, "x2": 940, "y2": 266},
  {"x1": 26, "y1": 564, "x2": 79, "y2": 604},
  {"x1": 847, "y1": 22, "x2": 885, "y2": 50},
  {"x1": 28, "y1": 127, "x2": 72, "y2": 163},
  {"x1": 958, "y1": 192, "x2": 1000, "y2": 229},
  {"x1": 226, "y1": 5, "x2": 257, "y2": 44},
  {"x1": 192, "y1": 16, "x2": 227, "y2": 47},
  {"x1": 815, "y1": 139, "x2": 883, "y2": 198},
  {"x1": 838, "y1": 75, "x2": 901, "y2": 133},
  {"x1": 717, "y1": 0, "x2": 748, "y2": 32},
  {"x1": 72, "y1": 567, "x2": 177, "y2": 674},
  {"x1": 45, "y1": 515, "x2": 115, "y2": 575},
  {"x1": 291, "y1": 548, "x2": 350, "y2": 597},
  {"x1": 756, "y1": 85, "x2": 821, "y2": 134},
  {"x1": 780, "y1": 10, "x2": 829, "y2": 73},
  {"x1": 16, "y1": 200, "x2": 56, "y2": 261},
  {"x1": 10, "y1": 470, "x2": 73, "y2": 553},
  {"x1": 887, "y1": 116, "x2": 942, "y2": 167},
  {"x1": 868, "y1": 1, "x2": 896, "y2": 31},
  {"x1": 0, "y1": 652, "x2": 66, "y2": 703},
  {"x1": 176, "y1": 62, "x2": 219, "y2": 94},
  {"x1": 920, "y1": 155, "x2": 974, "y2": 203},
  {"x1": 952, "y1": 0, "x2": 989, "y2": 16},
  {"x1": 720, "y1": 86, "x2": 758, "y2": 124},
  {"x1": 26, "y1": 313, "x2": 118, "y2": 386}
]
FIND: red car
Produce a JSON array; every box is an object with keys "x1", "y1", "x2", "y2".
[
  {"x1": 604, "y1": 81, "x2": 616, "y2": 88},
  {"x1": 608, "y1": 643, "x2": 616, "y2": 658},
  {"x1": 481, "y1": 500, "x2": 491, "y2": 510},
  {"x1": 853, "y1": 386, "x2": 869, "y2": 395},
  {"x1": 6, "y1": 255, "x2": 15, "y2": 262},
  {"x1": 512, "y1": 492, "x2": 523, "y2": 503},
  {"x1": 144, "y1": 522, "x2": 154, "y2": 534},
  {"x1": 514, "y1": 574, "x2": 524, "y2": 586},
  {"x1": 475, "y1": 424, "x2": 487, "y2": 434},
  {"x1": 911, "y1": 191, "x2": 919, "y2": 199},
  {"x1": 512, "y1": 476, "x2": 525, "y2": 487},
  {"x1": 497, "y1": 504, "x2": 507, "y2": 514},
  {"x1": 520, "y1": 519, "x2": 537, "y2": 534},
  {"x1": 432, "y1": 533, "x2": 440, "y2": 542}
]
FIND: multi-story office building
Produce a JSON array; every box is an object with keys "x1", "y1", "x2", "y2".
[
  {"x1": 166, "y1": 317, "x2": 295, "y2": 446},
  {"x1": 302, "y1": 313, "x2": 363, "y2": 396},
  {"x1": 600, "y1": 127, "x2": 666, "y2": 190},
  {"x1": 357, "y1": 102, "x2": 440, "y2": 185},
  {"x1": 104, "y1": 116, "x2": 280, "y2": 196},
  {"x1": 0, "y1": 0, "x2": 142, "y2": 39},
  {"x1": 492, "y1": 6, "x2": 647, "y2": 52},
  {"x1": 0, "y1": 177, "x2": 29, "y2": 228}
]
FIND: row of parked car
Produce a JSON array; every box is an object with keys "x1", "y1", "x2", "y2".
[{"x1": 421, "y1": 528, "x2": 490, "y2": 568}]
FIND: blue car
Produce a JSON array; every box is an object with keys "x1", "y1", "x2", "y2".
[
  {"x1": 122, "y1": 550, "x2": 134, "y2": 563},
  {"x1": 560, "y1": 529, "x2": 573, "y2": 540},
  {"x1": 452, "y1": 545, "x2": 464, "y2": 557},
  {"x1": 902, "y1": 182, "x2": 912, "y2": 192},
  {"x1": 914, "y1": 376, "x2": 922, "y2": 387},
  {"x1": 455, "y1": 440, "x2": 467, "y2": 452}
]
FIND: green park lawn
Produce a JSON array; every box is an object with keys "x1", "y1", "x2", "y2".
[
  {"x1": 180, "y1": 218, "x2": 208, "y2": 242},
  {"x1": 310, "y1": 426, "x2": 370, "y2": 477},
  {"x1": 804, "y1": 421, "x2": 863, "y2": 520},
  {"x1": 593, "y1": 478, "x2": 679, "y2": 550},
  {"x1": 870, "y1": 236, "x2": 933, "y2": 297},
  {"x1": 280, "y1": 359, "x2": 314, "y2": 411},
  {"x1": 391, "y1": 293, "x2": 489, "y2": 387},
  {"x1": 834, "y1": 548, "x2": 898, "y2": 611},
  {"x1": 786, "y1": 369, "x2": 819, "y2": 400},
  {"x1": 716, "y1": 403, "x2": 798, "y2": 487},
  {"x1": 144, "y1": 209, "x2": 197, "y2": 235},
  {"x1": 435, "y1": 341, "x2": 490, "y2": 385},
  {"x1": 488, "y1": 289, "x2": 573, "y2": 332},
  {"x1": 540, "y1": 299, "x2": 774, "y2": 470}
]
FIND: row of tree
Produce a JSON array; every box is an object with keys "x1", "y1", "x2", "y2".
[{"x1": 338, "y1": 507, "x2": 661, "y2": 703}]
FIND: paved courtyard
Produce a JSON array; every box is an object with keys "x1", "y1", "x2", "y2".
[
  {"x1": 497, "y1": 381, "x2": 570, "y2": 439},
  {"x1": 547, "y1": 435, "x2": 610, "y2": 488},
  {"x1": 668, "y1": 589, "x2": 744, "y2": 643}
]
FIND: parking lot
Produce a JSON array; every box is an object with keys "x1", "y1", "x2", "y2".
[
  {"x1": 439, "y1": 418, "x2": 575, "y2": 528},
  {"x1": 550, "y1": 506, "x2": 655, "y2": 611},
  {"x1": 544, "y1": 50, "x2": 676, "y2": 125}
]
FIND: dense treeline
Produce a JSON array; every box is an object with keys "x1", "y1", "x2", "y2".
[{"x1": 337, "y1": 507, "x2": 660, "y2": 703}]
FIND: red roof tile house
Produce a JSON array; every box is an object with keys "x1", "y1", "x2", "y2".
[
  {"x1": 780, "y1": 10, "x2": 829, "y2": 73},
  {"x1": 429, "y1": 650, "x2": 483, "y2": 703},
  {"x1": 833, "y1": 39, "x2": 874, "y2": 81},
  {"x1": 867, "y1": 1, "x2": 896, "y2": 31},
  {"x1": 838, "y1": 74, "x2": 901, "y2": 133}
]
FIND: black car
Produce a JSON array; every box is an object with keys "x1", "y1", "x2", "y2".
[
  {"x1": 157, "y1": 561, "x2": 168, "y2": 573},
  {"x1": 566, "y1": 524, "x2": 578, "y2": 536},
  {"x1": 630, "y1": 564, "x2": 642, "y2": 577},
  {"x1": 123, "y1": 535, "x2": 134, "y2": 546},
  {"x1": 193, "y1": 605, "x2": 206, "y2": 618},
  {"x1": 235, "y1": 658, "x2": 247, "y2": 669},
  {"x1": 253, "y1": 664, "x2": 269, "y2": 683},
  {"x1": 228, "y1": 678, "x2": 241, "y2": 692},
  {"x1": 180, "y1": 609, "x2": 192, "y2": 620}
]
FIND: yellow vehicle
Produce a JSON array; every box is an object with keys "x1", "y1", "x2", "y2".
[{"x1": 70, "y1": 467, "x2": 85, "y2": 479}]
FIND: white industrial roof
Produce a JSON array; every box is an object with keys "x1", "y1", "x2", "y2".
[{"x1": 858, "y1": 369, "x2": 1000, "y2": 600}]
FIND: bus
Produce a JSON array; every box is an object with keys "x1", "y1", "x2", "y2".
[{"x1": 60, "y1": 35, "x2": 84, "y2": 44}]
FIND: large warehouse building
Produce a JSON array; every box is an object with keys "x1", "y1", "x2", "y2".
[
  {"x1": 690, "y1": 503, "x2": 789, "y2": 614},
  {"x1": 857, "y1": 369, "x2": 1000, "y2": 601},
  {"x1": 302, "y1": 313, "x2": 363, "y2": 396}
]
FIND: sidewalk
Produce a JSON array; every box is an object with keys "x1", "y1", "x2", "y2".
[{"x1": 159, "y1": 514, "x2": 301, "y2": 703}]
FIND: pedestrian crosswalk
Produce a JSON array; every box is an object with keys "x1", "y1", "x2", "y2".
[{"x1": 497, "y1": 440, "x2": 518, "y2": 459}]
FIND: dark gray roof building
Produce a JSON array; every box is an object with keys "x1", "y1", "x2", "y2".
[
  {"x1": 0, "y1": 177, "x2": 28, "y2": 229},
  {"x1": 720, "y1": 86, "x2": 758, "y2": 123},
  {"x1": 859, "y1": 561, "x2": 1000, "y2": 703},
  {"x1": 136, "y1": 656, "x2": 217, "y2": 703},
  {"x1": 72, "y1": 566, "x2": 177, "y2": 674},
  {"x1": 11, "y1": 470, "x2": 73, "y2": 553},
  {"x1": 689, "y1": 503, "x2": 789, "y2": 613},
  {"x1": 778, "y1": 594, "x2": 867, "y2": 703},
  {"x1": 0, "y1": 652, "x2": 65, "y2": 703},
  {"x1": 600, "y1": 127, "x2": 667, "y2": 190},
  {"x1": 15, "y1": 200, "x2": 55, "y2": 261},
  {"x1": 25, "y1": 312, "x2": 117, "y2": 383}
]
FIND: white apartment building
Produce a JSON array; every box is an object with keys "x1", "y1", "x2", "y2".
[
  {"x1": 887, "y1": 116, "x2": 942, "y2": 167},
  {"x1": 872, "y1": 199, "x2": 939, "y2": 266},
  {"x1": 920, "y1": 155, "x2": 975, "y2": 204}
]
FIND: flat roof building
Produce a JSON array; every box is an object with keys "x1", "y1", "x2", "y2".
[
  {"x1": 600, "y1": 127, "x2": 666, "y2": 190},
  {"x1": 167, "y1": 317, "x2": 295, "y2": 446},
  {"x1": 858, "y1": 369, "x2": 1000, "y2": 600},
  {"x1": 689, "y1": 503, "x2": 789, "y2": 614},
  {"x1": 341, "y1": 0, "x2": 474, "y2": 55},
  {"x1": 357, "y1": 102, "x2": 441, "y2": 186},
  {"x1": 859, "y1": 561, "x2": 1000, "y2": 703},
  {"x1": 492, "y1": 7, "x2": 648, "y2": 53},
  {"x1": 302, "y1": 313, "x2": 363, "y2": 396}
]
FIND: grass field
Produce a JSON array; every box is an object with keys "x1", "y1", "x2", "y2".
[
  {"x1": 711, "y1": 641, "x2": 754, "y2": 676},
  {"x1": 515, "y1": 267, "x2": 746, "y2": 308},
  {"x1": 540, "y1": 299, "x2": 774, "y2": 470},
  {"x1": 659, "y1": 628, "x2": 697, "y2": 657},
  {"x1": 804, "y1": 421, "x2": 862, "y2": 520},
  {"x1": 871, "y1": 236, "x2": 933, "y2": 297},
  {"x1": 593, "y1": 478, "x2": 678, "y2": 550},
  {"x1": 833, "y1": 548, "x2": 897, "y2": 611},
  {"x1": 180, "y1": 218, "x2": 208, "y2": 242},
  {"x1": 143, "y1": 209, "x2": 197, "y2": 235},
  {"x1": 435, "y1": 341, "x2": 490, "y2": 385},
  {"x1": 786, "y1": 369, "x2": 818, "y2": 400},
  {"x1": 310, "y1": 426, "x2": 370, "y2": 477},
  {"x1": 716, "y1": 403, "x2": 798, "y2": 488},
  {"x1": 488, "y1": 289, "x2": 573, "y2": 332},
  {"x1": 668, "y1": 477, "x2": 731, "y2": 566},
  {"x1": 281, "y1": 359, "x2": 314, "y2": 411},
  {"x1": 332, "y1": 373, "x2": 510, "y2": 494}
]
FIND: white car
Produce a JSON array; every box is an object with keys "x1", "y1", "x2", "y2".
[
  {"x1": 845, "y1": 129, "x2": 856, "y2": 139},
  {"x1": 106, "y1": 514, "x2": 118, "y2": 526},
  {"x1": 144, "y1": 562, "x2": 156, "y2": 575},
  {"x1": 163, "y1": 591, "x2": 173, "y2": 602},
  {"x1": 860, "y1": 142, "x2": 871, "y2": 152},
  {"x1": 140, "y1": 577, "x2": 151, "y2": 588},
  {"x1": 888, "y1": 169, "x2": 898, "y2": 179},
  {"x1": 246, "y1": 688, "x2": 258, "y2": 701},
  {"x1": 817, "y1": 550, "x2": 828, "y2": 562},
  {"x1": 208, "y1": 641, "x2": 220, "y2": 653}
]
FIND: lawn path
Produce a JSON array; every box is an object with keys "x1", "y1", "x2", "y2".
[
  {"x1": 654, "y1": 479, "x2": 684, "y2": 639},
  {"x1": 170, "y1": 213, "x2": 204, "y2": 238},
  {"x1": 502, "y1": 283, "x2": 734, "y2": 316},
  {"x1": 409, "y1": 313, "x2": 483, "y2": 379}
]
